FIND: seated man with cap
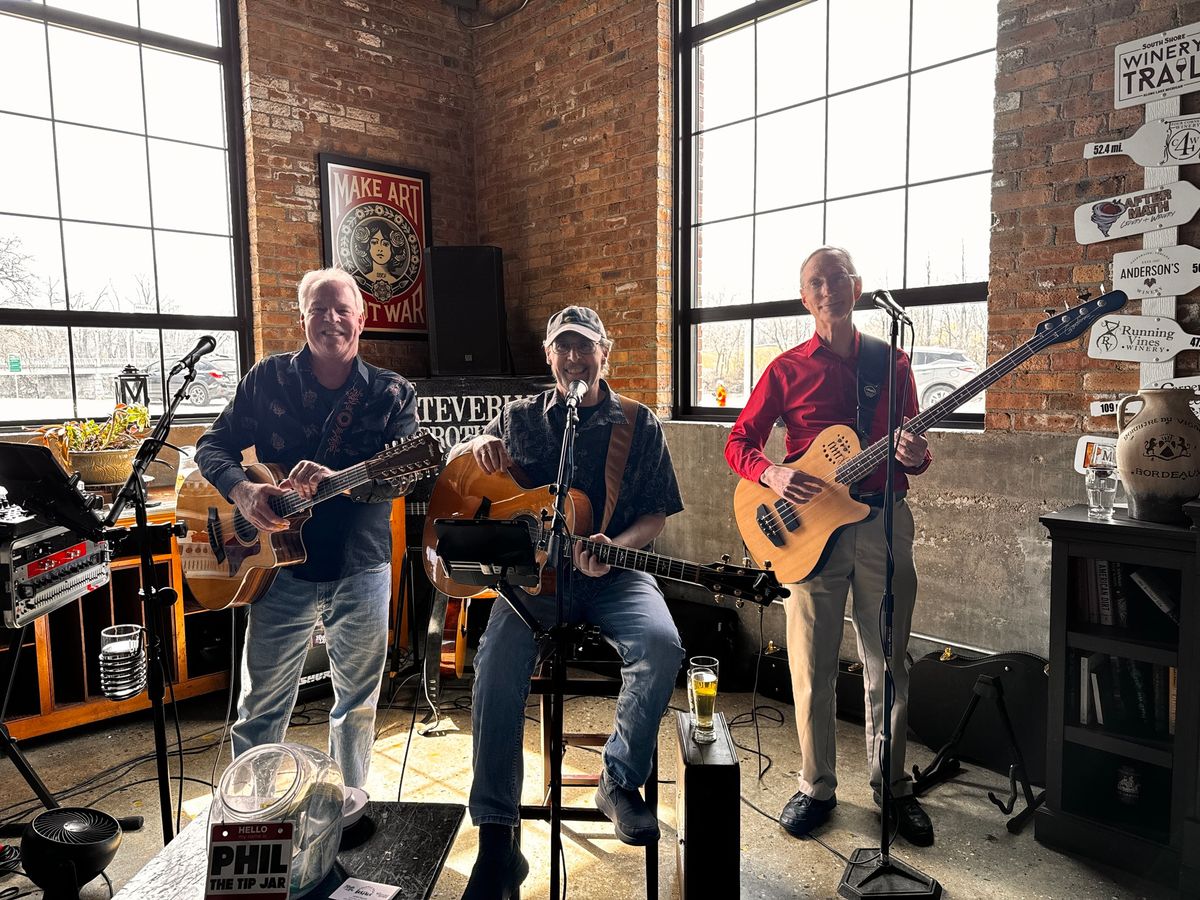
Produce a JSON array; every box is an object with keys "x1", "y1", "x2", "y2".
[{"x1": 451, "y1": 305, "x2": 686, "y2": 899}]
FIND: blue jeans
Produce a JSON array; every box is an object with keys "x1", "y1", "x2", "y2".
[
  {"x1": 231, "y1": 563, "x2": 391, "y2": 788},
  {"x1": 469, "y1": 568, "x2": 685, "y2": 826}
]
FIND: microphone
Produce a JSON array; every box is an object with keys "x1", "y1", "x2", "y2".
[
  {"x1": 565, "y1": 379, "x2": 589, "y2": 408},
  {"x1": 169, "y1": 334, "x2": 217, "y2": 376},
  {"x1": 871, "y1": 289, "x2": 912, "y2": 325},
  {"x1": 98, "y1": 624, "x2": 148, "y2": 702}
]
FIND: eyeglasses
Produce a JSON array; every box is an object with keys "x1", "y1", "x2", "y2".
[
  {"x1": 803, "y1": 271, "x2": 857, "y2": 293},
  {"x1": 550, "y1": 338, "x2": 597, "y2": 356}
]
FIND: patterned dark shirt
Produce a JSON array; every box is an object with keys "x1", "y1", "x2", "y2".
[
  {"x1": 195, "y1": 346, "x2": 418, "y2": 582},
  {"x1": 482, "y1": 380, "x2": 683, "y2": 542}
]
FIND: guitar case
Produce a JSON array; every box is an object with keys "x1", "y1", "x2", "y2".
[{"x1": 908, "y1": 650, "x2": 1048, "y2": 787}]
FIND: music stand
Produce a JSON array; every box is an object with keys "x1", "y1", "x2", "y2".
[{"x1": 433, "y1": 512, "x2": 577, "y2": 897}]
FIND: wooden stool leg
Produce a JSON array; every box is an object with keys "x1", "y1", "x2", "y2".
[{"x1": 645, "y1": 739, "x2": 658, "y2": 898}]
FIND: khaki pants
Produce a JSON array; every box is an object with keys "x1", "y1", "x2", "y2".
[{"x1": 783, "y1": 500, "x2": 918, "y2": 802}]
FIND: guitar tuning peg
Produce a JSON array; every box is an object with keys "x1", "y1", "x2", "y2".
[
  {"x1": 763, "y1": 560, "x2": 772, "y2": 570},
  {"x1": 742, "y1": 556, "x2": 751, "y2": 567},
  {"x1": 720, "y1": 553, "x2": 730, "y2": 563},
  {"x1": 714, "y1": 594, "x2": 723, "y2": 603},
  {"x1": 735, "y1": 599, "x2": 745, "y2": 609}
]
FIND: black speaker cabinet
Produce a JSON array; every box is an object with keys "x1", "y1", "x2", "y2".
[
  {"x1": 675, "y1": 711, "x2": 740, "y2": 899},
  {"x1": 425, "y1": 245, "x2": 510, "y2": 376}
]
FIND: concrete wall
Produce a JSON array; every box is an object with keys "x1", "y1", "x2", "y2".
[{"x1": 656, "y1": 422, "x2": 1083, "y2": 663}]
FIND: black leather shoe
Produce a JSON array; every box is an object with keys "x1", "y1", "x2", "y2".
[
  {"x1": 884, "y1": 795, "x2": 934, "y2": 847},
  {"x1": 779, "y1": 790, "x2": 837, "y2": 837},
  {"x1": 595, "y1": 771, "x2": 659, "y2": 845},
  {"x1": 462, "y1": 825, "x2": 529, "y2": 900}
]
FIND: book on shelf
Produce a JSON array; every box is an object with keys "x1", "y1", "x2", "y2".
[
  {"x1": 1096, "y1": 560, "x2": 1114, "y2": 626},
  {"x1": 1111, "y1": 561, "x2": 1129, "y2": 628},
  {"x1": 1153, "y1": 664, "x2": 1169, "y2": 738},
  {"x1": 1081, "y1": 652, "x2": 1107, "y2": 725},
  {"x1": 1128, "y1": 568, "x2": 1181, "y2": 626},
  {"x1": 1090, "y1": 655, "x2": 1107, "y2": 726},
  {"x1": 1169, "y1": 667, "x2": 1177, "y2": 736}
]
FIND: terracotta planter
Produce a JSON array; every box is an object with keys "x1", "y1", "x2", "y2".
[
  {"x1": 1115, "y1": 388, "x2": 1200, "y2": 524},
  {"x1": 68, "y1": 446, "x2": 139, "y2": 487}
]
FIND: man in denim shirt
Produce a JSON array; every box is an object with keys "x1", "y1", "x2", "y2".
[
  {"x1": 196, "y1": 267, "x2": 417, "y2": 787},
  {"x1": 456, "y1": 306, "x2": 685, "y2": 899}
]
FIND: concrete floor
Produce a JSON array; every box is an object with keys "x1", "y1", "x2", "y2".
[{"x1": 0, "y1": 678, "x2": 1178, "y2": 900}]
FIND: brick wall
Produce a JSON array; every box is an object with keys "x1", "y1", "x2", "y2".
[
  {"x1": 470, "y1": 0, "x2": 673, "y2": 410},
  {"x1": 239, "y1": 0, "x2": 477, "y2": 376},
  {"x1": 991, "y1": 0, "x2": 1200, "y2": 433}
]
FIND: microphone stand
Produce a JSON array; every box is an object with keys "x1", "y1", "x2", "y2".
[
  {"x1": 838, "y1": 296, "x2": 940, "y2": 899},
  {"x1": 102, "y1": 367, "x2": 198, "y2": 845}
]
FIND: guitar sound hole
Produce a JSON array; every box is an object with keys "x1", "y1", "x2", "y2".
[{"x1": 232, "y1": 510, "x2": 258, "y2": 544}]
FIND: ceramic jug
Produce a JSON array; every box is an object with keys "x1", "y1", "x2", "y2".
[{"x1": 1115, "y1": 388, "x2": 1200, "y2": 524}]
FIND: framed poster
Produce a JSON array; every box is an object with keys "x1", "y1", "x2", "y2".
[{"x1": 319, "y1": 153, "x2": 432, "y2": 338}]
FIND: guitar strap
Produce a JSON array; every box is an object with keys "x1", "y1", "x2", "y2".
[
  {"x1": 854, "y1": 333, "x2": 889, "y2": 498},
  {"x1": 600, "y1": 394, "x2": 638, "y2": 534}
]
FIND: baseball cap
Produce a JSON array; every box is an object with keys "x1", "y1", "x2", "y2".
[{"x1": 545, "y1": 306, "x2": 606, "y2": 345}]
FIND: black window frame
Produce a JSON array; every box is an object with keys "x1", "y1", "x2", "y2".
[
  {"x1": 0, "y1": 0, "x2": 251, "y2": 428},
  {"x1": 672, "y1": 0, "x2": 990, "y2": 427}
]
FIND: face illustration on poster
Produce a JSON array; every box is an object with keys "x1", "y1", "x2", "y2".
[{"x1": 351, "y1": 217, "x2": 409, "y2": 302}]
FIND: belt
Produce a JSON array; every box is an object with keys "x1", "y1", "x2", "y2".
[{"x1": 853, "y1": 491, "x2": 906, "y2": 508}]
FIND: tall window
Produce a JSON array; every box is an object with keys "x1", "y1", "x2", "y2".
[
  {"x1": 0, "y1": 0, "x2": 247, "y2": 426},
  {"x1": 675, "y1": 0, "x2": 997, "y2": 424}
]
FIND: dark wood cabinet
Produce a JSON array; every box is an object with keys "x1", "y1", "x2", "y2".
[{"x1": 1037, "y1": 505, "x2": 1200, "y2": 894}]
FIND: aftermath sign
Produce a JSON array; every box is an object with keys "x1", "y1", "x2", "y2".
[
  {"x1": 319, "y1": 153, "x2": 432, "y2": 338},
  {"x1": 1115, "y1": 22, "x2": 1200, "y2": 108},
  {"x1": 1073, "y1": 181, "x2": 1200, "y2": 245},
  {"x1": 206, "y1": 822, "x2": 293, "y2": 900}
]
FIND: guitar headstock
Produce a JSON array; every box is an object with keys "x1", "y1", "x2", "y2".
[
  {"x1": 368, "y1": 431, "x2": 444, "y2": 481},
  {"x1": 700, "y1": 555, "x2": 789, "y2": 607},
  {"x1": 1034, "y1": 289, "x2": 1127, "y2": 345}
]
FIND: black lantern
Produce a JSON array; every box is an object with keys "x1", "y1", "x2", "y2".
[{"x1": 114, "y1": 364, "x2": 149, "y2": 407}]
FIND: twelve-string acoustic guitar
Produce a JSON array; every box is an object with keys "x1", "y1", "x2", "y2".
[
  {"x1": 178, "y1": 431, "x2": 443, "y2": 610},
  {"x1": 424, "y1": 453, "x2": 789, "y2": 607},
  {"x1": 733, "y1": 290, "x2": 1128, "y2": 584}
]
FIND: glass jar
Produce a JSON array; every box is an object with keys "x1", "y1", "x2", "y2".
[{"x1": 209, "y1": 743, "x2": 345, "y2": 897}]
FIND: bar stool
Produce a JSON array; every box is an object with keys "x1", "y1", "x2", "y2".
[{"x1": 517, "y1": 624, "x2": 659, "y2": 898}]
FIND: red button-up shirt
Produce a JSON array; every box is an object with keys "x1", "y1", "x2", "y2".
[{"x1": 724, "y1": 330, "x2": 930, "y2": 493}]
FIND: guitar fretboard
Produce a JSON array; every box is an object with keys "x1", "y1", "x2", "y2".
[
  {"x1": 832, "y1": 297, "x2": 1121, "y2": 488},
  {"x1": 573, "y1": 537, "x2": 704, "y2": 586}
]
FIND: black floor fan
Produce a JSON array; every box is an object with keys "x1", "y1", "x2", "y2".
[{"x1": 20, "y1": 807, "x2": 122, "y2": 899}]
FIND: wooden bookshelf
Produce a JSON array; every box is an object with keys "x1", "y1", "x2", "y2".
[{"x1": 1037, "y1": 505, "x2": 1200, "y2": 894}]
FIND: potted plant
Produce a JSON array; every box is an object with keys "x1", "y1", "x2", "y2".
[{"x1": 31, "y1": 404, "x2": 152, "y2": 486}]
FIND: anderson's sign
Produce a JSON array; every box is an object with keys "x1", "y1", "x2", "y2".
[
  {"x1": 1115, "y1": 23, "x2": 1200, "y2": 108},
  {"x1": 1111, "y1": 244, "x2": 1200, "y2": 299}
]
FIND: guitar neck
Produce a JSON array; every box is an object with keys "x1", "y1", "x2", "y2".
[
  {"x1": 572, "y1": 536, "x2": 705, "y2": 586},
  {"x1": 267, "y1": 461, "x2": 378, "y2": 518},
  {"x1": 832, "y1": 327, "x2": 1057, "y2": 489}
]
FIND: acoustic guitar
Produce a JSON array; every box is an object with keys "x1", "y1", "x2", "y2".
[
  {"x1": 178, "y1": 431, "x2": 443, "y2": 610},
  {"x1": 733, "y1": 290, "x2": 1128, "y2": 584},
  {"x1": 424, "y1": 453, "x2": 788, "y2": 606}
]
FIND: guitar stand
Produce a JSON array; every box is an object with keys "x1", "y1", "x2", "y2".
[{"x1": 912, "y1": 673, "x2": 1045, "y2": 834}]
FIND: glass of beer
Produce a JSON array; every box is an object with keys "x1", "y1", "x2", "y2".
[{"x1": 687, "y1": 655, "x2": 719, "y2": 744}]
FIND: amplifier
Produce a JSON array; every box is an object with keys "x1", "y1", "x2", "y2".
[
  {"x1": 674, "y1": 711, "x2": 740, "y2": 899},
  {"x1": 1, "y1": 520, "x2": 110, "y2": 628}
]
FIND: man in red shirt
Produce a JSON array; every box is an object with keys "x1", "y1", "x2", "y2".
[{"x1": 724, "y1": 246, "x2": 934, "y2": 845}]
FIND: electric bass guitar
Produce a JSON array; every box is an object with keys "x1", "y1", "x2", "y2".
[
  {"x1": 424, "y1": 453, "x2": 788, "y2": 606},
  {"x1": 733, "y1": 290, "x2": 1129, "y2": 583},
  {"x1": 178, "y1": 431, "x2": 443, "y2": 610}
]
